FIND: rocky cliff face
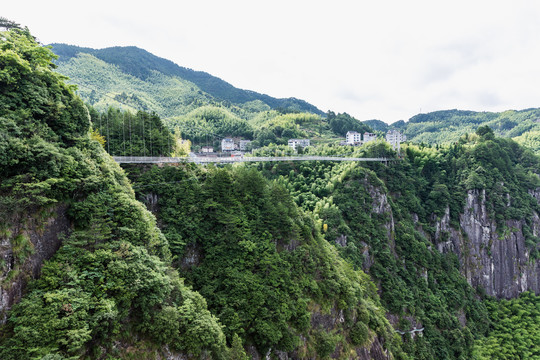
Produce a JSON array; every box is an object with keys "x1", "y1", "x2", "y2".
[
  {"x1": 0, "y1": 205, "x2": 70, "y2": 322},
  {"x1": 244, "y1": 305, "x2": 391, "y2": 360},
  {"x1": 435, "y1": 189, "x2": 540, "y2": 299}
]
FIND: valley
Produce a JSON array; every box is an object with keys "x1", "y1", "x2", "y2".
[{"x1": 1, "y1": 22, "x2": 539, "y2": 360}]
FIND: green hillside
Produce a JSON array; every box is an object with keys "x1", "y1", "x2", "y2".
[
  {"x1": 3, "y1": 21, "x2": 540, "y2": 360},
  {"x1": 0, "y1": 25, "x2": 402, "y2": 359},
  {"x1": 0, "y1": 26, "x2": 230, "y2": 359},
  {"x1": 389, "y1": 109, "x2": 540, "y2": 148},
  {"x1": 247, "y1": 127, "x2": 540, "y2": 359},
  {"x1": 50, "y1": 44, "x2": 323, "y2": 117}
]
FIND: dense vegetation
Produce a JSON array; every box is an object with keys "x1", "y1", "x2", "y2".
[
  {"x1": 248, "y1": 127, "x2": 540, "y2": 359},
  {"x1": 3, "y1": 20, "x2": 540, "y2": 360},
  {"x1": 87, "y1": 106, "x2": 174, "y2": 157},
  {"x1": 0, "y1": 25, "x2": 233, "y2": 359},
  {"x1": 251, "y1": 165, "x2": 484, "y2": 358},
  {"x1": 474, "y1": 292, "x2": 540, "y2": 359},
  {"x1": 51, "y1": 44, "x2": 323, "y2": 117},
  {"x1": 167, "y1": 105, "x2": 253, "y2": 149},
  {"x1": 125, "y1": 164, "x2": 406, "y2": 358},
  {"x1": 327, "y1": 111, "x2": 372, "y2": 136},
  {"x1": 383, "y1": 109, "x2": 540, "y2": 151}
]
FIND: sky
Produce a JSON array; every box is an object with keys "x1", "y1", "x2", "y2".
[{"x1": 4, "y1": 0, "x2": 540, "y2": 123}]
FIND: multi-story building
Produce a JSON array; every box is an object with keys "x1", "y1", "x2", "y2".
[
  {"x1": 288, "y1": 139, "x2": 310, "y2": 151},
  {"x1": 221, "y1": 138, "x2": 235, "y2": 151},
  {"x1": 346, "y1": 131, "x2": 377, "y2": 146},
  {"x1": 363, "y1": 132, "x2": 377, "y2": 143},
  {"x1": 386, "y1": 130, "x2": 406, "y2": 151},
  {"x1": 346, "y1": 131, "x2": 362, "y2": 145},
  {"x1": 239, "y1": 140, "x2": 251, "y2": 151}
]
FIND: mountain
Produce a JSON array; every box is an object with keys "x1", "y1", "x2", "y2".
[
  {"x1": 50, "y1": 43, "x2": 324, "y2": 118},
  {"x1": 0, "y1": 26, "x2": 231, "y2": 359},
  {"x1": 0, "y1": 27, "x2": 400, "y2": 359},
  {"x1": 3, "y1": 24, "x2": 540, "y2": 360},
  {"x1": 245, "y1": 130, "x2": 540, "y2": 358},
  {"x1": 362, "y1": 119, "x2": 389, "y2": 132},
  {"x1": 388, "y1": 108, "x2": 540, "y2": 149}
]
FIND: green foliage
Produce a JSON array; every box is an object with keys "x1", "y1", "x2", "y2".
[
  {"x1": 252, "y1": 153, "x2": 499, "y2": 358},
  {"x1": 11, "y1": 233, "x2": 34, "y2": 262},
  {"x1": 0, "y1": 26, "x2": 229, "y2": 359},
  {"x1": 87, "y1": 105, "x2": 174, "y2": 156},
  {"x1": 0, "y1": 28, "x2": 90, "y2": 146},
  {"x1": 513, "y1": 130, "x2": 540, "y2": 154},
  {"x1": 474, "y1": 292, "x2": 540, "y2": 359},
  {"x1": 313, "y1": 329, "x2": 341, "y2": 358},
  {"x1": 393, "y1": 109, "x2": 540, "y2": 151},
  {"x1": 251, "y1": 130, "x2": 540, "y2": 359},
  {"x1": 167, "y1": 105, "x2": 253, "y2": 146},
  {"x1": 229, "y1": 333, "x2": 250, "y2": 360},
  {"x1": 327, "y1": 111, "x2": 372, "y2": 136},
  {"x1": 349, "y1": 321, "x2": 370, "y2": 346},
  {"x1": 51, "y1": 44, "x2": 323, "y2": 118},
  {"x1": 126, "y1": 164, "x2": 404, "y2": 358}
]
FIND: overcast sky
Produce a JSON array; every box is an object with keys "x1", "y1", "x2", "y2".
[{"x1": 4, "y1": 0, "x2": 540, "y2": 123}]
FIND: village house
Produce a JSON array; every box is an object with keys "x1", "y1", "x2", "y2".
[
  {"x1": 221, "y1": 138, "x2": 235, "y2": 151},
  {"x1": 239, "y1": 139, "x2": 251, "y2": 151},
  {"x1": 363, "y1": 132, "x2": 377, "y2": 143},
  {"x1": 386, "y1": 130, "x2": 406, "y2": 151},
  {"x1": 201, "y1": 146, "x2": 214, "y2": 153},
  {"x1": 346, "y1": 131, "x2": 362, "y2": 145},
  {"x1": 288, "y1": 138, "x2": 310, "y2": 151},
  {"x1": 345, "y1": 131, "x2": 377, "y2": 146}
]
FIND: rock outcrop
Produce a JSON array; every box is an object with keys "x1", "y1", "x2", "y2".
[
  {"x1": 0, "y1": 204, "x2": 70, "y2": 322},
  {"x1": 434, "y1": 189, "x2": 540, "y2": 298}
]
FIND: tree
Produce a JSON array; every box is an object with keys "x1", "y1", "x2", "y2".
[
  {"x1": 0, "y1": 17, "x2": 22, "y2": 30},
  {"x1": 476, "y1": 125, "x2": 494, "y2": 140}
]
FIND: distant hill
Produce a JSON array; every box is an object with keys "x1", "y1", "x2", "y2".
[
  {"x1": 362, "y1": 119, "x2": 389, "y2": 132},
  {"x1": 385, "y1": 108, "x2": 540, "y2": 150},
  {"x1": 50, "y1": 44, "x2": 323, "y2": 118}
]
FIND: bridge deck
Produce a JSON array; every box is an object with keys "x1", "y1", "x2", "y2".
[{"x1": 113, "y1": 155, "x2": 392, "y2": 164}]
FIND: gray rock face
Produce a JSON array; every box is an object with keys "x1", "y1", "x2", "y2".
[
  {"x1": 435, "y1": 189, "x2": 540, "y2": 299},
  {"x1": 365, "y1": 180, "x2": 396, "y2": 255},
  {"x1": 0, "y1": 204, "x2": 70, "y2": 322},
  {"x1": 355, "y1": 337, "x2": 391, "y2": 360}
]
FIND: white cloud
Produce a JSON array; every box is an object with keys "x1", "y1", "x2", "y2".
[{"x1": 4, "y1": 0, "x2": 540, "y2": 123}]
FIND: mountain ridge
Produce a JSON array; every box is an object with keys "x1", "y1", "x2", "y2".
[{"x1": 50, "y1": 43, "x2": 324, "y2": 115}]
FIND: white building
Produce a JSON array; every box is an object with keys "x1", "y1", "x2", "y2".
[
  {"x1": 346, "y1": 131, "x2": 377, "y2": 146},
  {"x1": 239, "y1": 139, "x2": 251, "y2": 151},
  {"x1": 363, "y1": 132, "x2": 377, "y2": 143},
  {"x1": 221, "y1": 138, "x2": 235, "y2": 151},
  {"x1": 288, "y1": 139, "x2": 310, "y2": 151},
  {"x1": 346, "y1": 131, "x2": 362, "y2": 145},
  {"x1": 386, "y1": 130, "x2": 406, "y2": 151},
  {"x1": 201, "y1": 146, "x2": 214, "y2": 153}
]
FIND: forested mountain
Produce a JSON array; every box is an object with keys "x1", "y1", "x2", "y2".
[
  {"x1": 2, "y1": 23, "x2": 540, "y2": 360},
  {"x1": 0, "y1": 25, "x2": 401, "y2": 359},
  {"x1": 0, "y1": 25, "x2": 232, "y2": 359},
  {"x1": 245, "y1": 131, "x2": 540, "y2": 358},
  {"x1": 382, "y1": 109, "x2": 540, "y2": 152},
  {"x1": 50, "y1": 43, "x2": 323, "y2": 118},
  {"x1": 49, "y1": 44, "x2": 540, "y2": 155}
]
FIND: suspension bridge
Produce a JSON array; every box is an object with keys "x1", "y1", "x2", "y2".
[{"x1": 113, "y1": 155, "x2": 394, "y2": 164}]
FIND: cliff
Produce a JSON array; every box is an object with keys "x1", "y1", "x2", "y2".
[
  {"x1": 0, "y1": 27, "x2": 230, "y2": 359},
  {"x1": 0, "y1": 205, "x2": 70, "y2": 322},
  {"x1": 125, "y1": 164, "x2": 406, "y2": 359},
  {"x1": 435, "y1": 189, "x2": 540, "y2": 299}
]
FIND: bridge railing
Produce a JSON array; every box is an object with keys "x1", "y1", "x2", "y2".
[{"x1": 112, "y1": 155, "x2": 393, "y2": 164}]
